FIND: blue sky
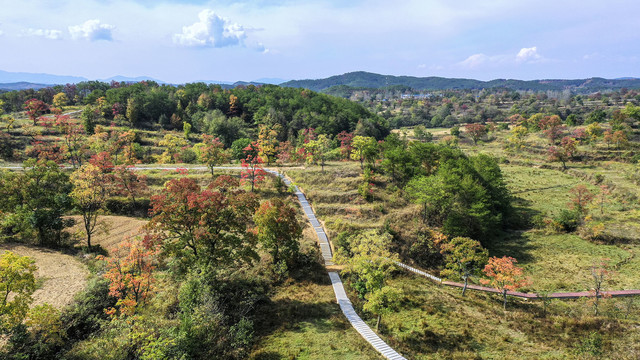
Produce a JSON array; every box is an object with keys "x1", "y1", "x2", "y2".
[{"x1": 0, "y1": 0, "x2": 638, "y2": 83}]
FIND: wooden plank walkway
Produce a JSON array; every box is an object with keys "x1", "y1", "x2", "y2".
[
  {"x1": 397, "y1": 260, "x2": 640, "y2": 299},
  {"x1": 265, "y1": 168, "x2": 407, "y2": 360}
]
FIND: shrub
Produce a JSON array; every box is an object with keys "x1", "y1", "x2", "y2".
[{"x1": 553, "y1": 209, "x2": 581, "y2": 232}]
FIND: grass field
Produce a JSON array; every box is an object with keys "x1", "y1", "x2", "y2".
[{"x1": 0, "y1": 243, "x2": 88, "y2": 309}]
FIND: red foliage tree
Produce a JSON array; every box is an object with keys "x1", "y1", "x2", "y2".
[
  {"x1": 113, "y1": 165, "x2": 148, "y2": 206},
  {"x1": 23, "y1": 99, "x2": 50, "y2": 125},
  {"x1": 547, "y1": 136, "x2": 577, "y2": 170},
  {"x1": 337, "y1": 131, "x2": 355, "y2": 160},
  {"x1": 241, "y1": 142, "x2": 267, "y2": 192},
  {"x1": 464, "y1": 123, "x2": 487, "y2": 145},
  {"x1": 568, "y1": 184, "x2": 594, "y2": 215},
  {"x1": 146, "y1": 177, "x2": 259, "y2": 271}
]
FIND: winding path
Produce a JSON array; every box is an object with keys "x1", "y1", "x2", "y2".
[{"x1": 264, "y1": 168, "x2": 407, "y2": 360}]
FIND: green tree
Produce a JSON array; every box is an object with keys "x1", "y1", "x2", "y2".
[
  {"x1": 0, "y1": 252, "x2": 37, "y2": 332},
  {"x1": 253, "y1": 198, "x2": 302, "y2": 271},
  {"x1": 350, "y1": 136, "x2": 378, "y2": 169},
  {"x1": 440, "y1": 237, "x2": 488, "y2": 296},
  {"x1": 304, "y1": 134, "x2": 332, "y2": 171},
  {"x1": 20, "y1": 159, "x2": 72, "y2": 246},
  {"x1": 362, "y1": 286, "x2": 403, "y2": 331},
  {"x1": 337, "y1": 230, "x2": 402, "y2": 331}
]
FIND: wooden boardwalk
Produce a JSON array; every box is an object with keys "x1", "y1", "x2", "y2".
[
  {"x1": 265, "y1": 169, "x2": 407, "y2": 360},
  {"x1": 397, "y1": 260, "x2": 640, "y2": 300}
]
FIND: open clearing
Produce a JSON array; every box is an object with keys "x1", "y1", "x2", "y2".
[
  {"x1": 67, "y1": 215, "x2": 148, "y2": 251},
  {"x1": 0, "y1": 244, "x2": 88, "y2": 309}
]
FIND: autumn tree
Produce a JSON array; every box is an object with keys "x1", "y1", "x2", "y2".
[
  {"x1": 23, "y1": 99, "x2": 49, "y2": 125},
  {"x1": 55, "y1": 115, "x2": 88, "y2": 168},
  {"x1": 568, "y1": 184, "x2": 594, "y2": 216},
  {"x1": 0, "y1": 252, "x2": 37, "y2": 332},
  {"x1": 146, "y1": 177, "x2": 259, "y2": 273},
  {"x1": 70, "y1": 163, "x2": 113, "y2": 249},
  {"x1": 97, "y1": 238, "x2": 158, "y2": 317},
  {"x1": 52, "y1": 92, "x2": 69, "y2": 110},
  {"x1": 465, "y1": 123, "x2": 487, "y2": 145},
  {"x1": 590, "y1": 260, "x2": 613, "y2": 316},
  {"x1": 257, "y1": 124, "x2": 280, "y2": 165},
  {"x1": 336, "y1": 131, "x2": 354, "y2": 159},
  {"x1": 158, "y1": 133, "x2": 190, "y2": 164},
  {"x1": 481, "y1": 256, "x2": 529, "y2": 309},
  {"x1": 199, "y1": 135, "x2": 228, "y2": 177},
  {"x1": 507, "y1": 125, "x2": 528, "y2": 151},
  {"x1": 240, "y1": 142, "x2": 267, "y2": 192},
  {"x1": 548, "y1": 136, "x2": 577, "y2": 170},
  {"x1": 585, "y1": 122, "x2": 603, "y2": 143},
  {"x1": 253, "y1": 198, "x2": 302, "y2": 271},
  {"x1": 540, "y1": 115, "x2": 565, "y2": 144},
  {"x1": 440, "y1": 237, "x2": 489, "y2": 296},
  {"x1": 113, "y1": 164, "x2": 147, "y2": 206}
]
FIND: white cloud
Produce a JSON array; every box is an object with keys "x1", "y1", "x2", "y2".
[
  {"x1": 516, "y1": 46, "x2": 541, "y2": 63},
  {"x1": 459, "y1": 53, "x2": 490, "y2": 68},
  {"x1": 173, "y1": 9, "x2": 247, "y2": 48},
  {"x1": 24, "y1": 28, "x2": 63, "y2": 40},
  {"x1": 0, "y1": 30, "x2": 4, "y2": 37},
  {"x1": 69, "y1": 19, "x2": 115, "y2": 41}
]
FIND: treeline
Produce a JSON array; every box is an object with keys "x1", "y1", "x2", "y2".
[
  {"x1": 337, "y1": 86, "x2": 640, "y2": 129},
  {"x1": 0, "y1": 81, "x2": 388, "y2": 140}
]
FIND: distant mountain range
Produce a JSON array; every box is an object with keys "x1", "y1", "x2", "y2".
[
  {"x1": 281, "y1": 71, "x2": 640, "y2": 93},
  {"x1": 0, "y1": 70, "x2": 288, "y2": 91},
  {"x1": 2, "y1": 69, "x2": 640, "y2": 93}
]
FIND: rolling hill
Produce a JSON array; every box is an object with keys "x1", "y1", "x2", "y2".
[{"x1": 281, "y1": 71, "x2": 640, "y2": 92}]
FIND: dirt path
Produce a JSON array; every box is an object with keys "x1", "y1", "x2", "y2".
[{"x1": 0, "y1": 244, "x2": 88, "y2": 309}]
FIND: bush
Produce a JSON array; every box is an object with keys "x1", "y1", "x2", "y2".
[
  {"x1": 60, "y1": 276, "x2": 115, "y2": 343},
  {"x1": 553, "y1": 209, "x2": 581, "y2": 232}
]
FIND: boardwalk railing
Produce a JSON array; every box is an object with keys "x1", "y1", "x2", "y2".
[{"x1": 395, "y1": 260, "x2": 640, "y2": 299}]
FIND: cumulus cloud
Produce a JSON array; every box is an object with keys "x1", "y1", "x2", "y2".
[
  {"x1": 173, "y1": 9, "x2": 247, "y2": 48},
  {"x1": 24, "y1": 28, "x2": 63, "y2": 40},
  {"x1": 516, "y1": 46, "x2": 541, "y2": 63},
  {"x1": 69, "y1": 19, "x2": 115, "y2": 41}
]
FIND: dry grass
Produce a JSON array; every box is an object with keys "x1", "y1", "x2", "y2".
[
  {"x1": 66, "y1": 215, "x2": 148, "y2": 252},
  {"x1": 0, "y1": 243, "x2": 88, "y2": 309}
]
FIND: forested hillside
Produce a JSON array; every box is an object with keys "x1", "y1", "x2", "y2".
[{"x1": 282, "y1": 71, "x2": 640, "y2": 93}]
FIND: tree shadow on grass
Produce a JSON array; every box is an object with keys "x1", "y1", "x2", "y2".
[{"x1": 253, "y1": 296, "x2": 341, "y2": 339}]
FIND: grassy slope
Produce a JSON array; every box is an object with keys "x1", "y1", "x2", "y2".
[{"x1": 286, "y1": 141, "x2": 640, "y2": 358}]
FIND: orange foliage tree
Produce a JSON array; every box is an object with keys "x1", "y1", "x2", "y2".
[
  {"x1": 481, "y1": 256, "x2": 530, "y2": 309},
  {"x1": 97, "y1": 238, "x2": 158, "y2": 317}
]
